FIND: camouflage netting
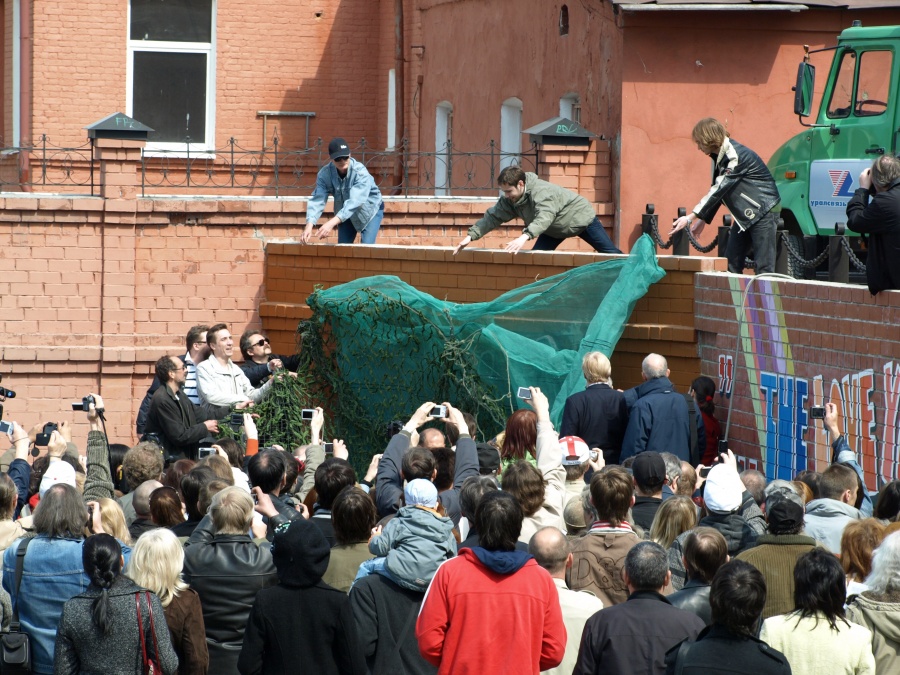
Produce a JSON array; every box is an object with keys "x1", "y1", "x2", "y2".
[{"x1": 290, "y1": 235, "x2": 665, "y2": 473}]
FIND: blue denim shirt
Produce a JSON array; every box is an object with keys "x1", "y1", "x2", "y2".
[
  {"x1": 306, "y1": 158, "x2": 382, "y2": 232},
  {"x1": 2, "y1": 536, "x2": 132, "y2": 674}
]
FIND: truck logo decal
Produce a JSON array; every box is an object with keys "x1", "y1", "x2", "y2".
[{"x1": 828, "y1": 170, "x2": 855, "y2": 197}]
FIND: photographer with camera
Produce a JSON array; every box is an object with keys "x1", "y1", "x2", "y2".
[
  {"x1": 375, "y1": 401, "x2": 478, "y2": 526},
  {"x1": 846, "y1": 154, "x2": 900, "y2": 295},
  {"x1": 145, "y1": 355, "x2": 218, "y2": 461}
]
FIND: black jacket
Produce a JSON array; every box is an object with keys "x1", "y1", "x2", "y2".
[
  {"x1": 632, "y1": 496, "x2": 662, "y2": 532},
  {"x1": 846, "y1": 182, "x2": 900, "y2": 295},
  {"x1": 559, "y1": 383, "x2": 628, "y2": 464},
  {"x1": 183, "y1": 529, "x2": 278, "y2": 674},
  {"x1": 694, "y1": 138, "x2": 780, "y2": 232},
  {"x1": 664, "y1": 624, "x2": 791, "y2": 675},
  {"x1": 668, "y1": 579, "x2": 713, "y2": 625},
  {"x1": 145, "y1": 384, "x2": 209, "y2": 459},
  {"x1": 574, "y1": 591, "x2": 705, "y2": 675},
  {"x1": 348, "y1": 574, "x2": 437, "y2": 675},
  {"x1": 240, "y1": 354, "x2": 303, "y2": 388}
]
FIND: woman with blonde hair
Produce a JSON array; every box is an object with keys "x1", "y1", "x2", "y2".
[
  {"x1": 97, "y1": 497, "x2": 132, "y2": 546},
  {"x1": 127, "y1": 528, "x2": 209, "y2": 675},
  {"x1": 650, "y1": 495, "x2": 698, "y2": 549}
]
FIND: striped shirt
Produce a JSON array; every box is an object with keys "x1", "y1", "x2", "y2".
[{"x1": 183, "y1": 353, "x2": 200, "y2": 405}]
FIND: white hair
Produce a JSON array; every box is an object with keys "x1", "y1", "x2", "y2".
[{"x1": 864, "y1": 531, "x2": 900, "y2": 594}]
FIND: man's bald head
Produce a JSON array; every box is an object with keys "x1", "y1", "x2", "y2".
[
  {"x1": 528, "y1": 526, "x2": 570, "y2": 577},
  {"x1": 642, "y1": 353, "x2": 669, "y2": 380},
  {"x1": 133, "y1": 479, "x2": 163, "y2": 517},
  {"x1": 420, "y1": 428, "x2": 446, "y2": 450}
]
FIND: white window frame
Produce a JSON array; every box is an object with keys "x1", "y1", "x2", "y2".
[
  {"x1": 500, "y1": 97, "x2": 523, "y2": 171},
  {"x1": 126, "y1": 1, "x2": 217, "y2": 155},
  {"x1": 435, "y1": 101, "x2": 453, "y2": 196}
]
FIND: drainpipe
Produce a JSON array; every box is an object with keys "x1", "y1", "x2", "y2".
[
  {"x1": 18, "y1": 0, "x2": 32, "y2": 188},
  {"x1": 394, "y1": 0, "x2": 405, "y2": 190}
]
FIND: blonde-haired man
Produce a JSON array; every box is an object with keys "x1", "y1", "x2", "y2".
[
  {"x1": 671, "y1": 117, "x2": 780, "y2": 275},
  {"x1": 559, "y1": 351, "x2": 628, "y2": 465}
]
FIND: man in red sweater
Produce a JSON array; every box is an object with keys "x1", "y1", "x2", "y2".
[{"x1": 416, "y1": 491, "x2": 566, "y2": 674}]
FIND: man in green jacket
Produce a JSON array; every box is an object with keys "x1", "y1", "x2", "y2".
[{"x1": 454, "y1": 166, "x2": 620, "y2": 255}]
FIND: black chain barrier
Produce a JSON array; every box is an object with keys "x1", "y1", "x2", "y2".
[
  {"x1": 685, "y1": 229, "x2": 719, "y2": 254},
  {"x1": 839, "y1": 236, "x2": 867, "y2": 272},
  {"x1": 647, "y1": 217, "x2": 674, "y2": 250},
  {"x1": 780, "y1": 231, "x2": 830, "y2": 270}
]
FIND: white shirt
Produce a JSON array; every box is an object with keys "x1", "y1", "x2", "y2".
[{"x1": 196, "y1": 357, "x2": 272, "y2": 406}]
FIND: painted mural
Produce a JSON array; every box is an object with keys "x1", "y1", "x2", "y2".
[{"x1": 712, "y1": 277, "x2": 899, "y2": 490}]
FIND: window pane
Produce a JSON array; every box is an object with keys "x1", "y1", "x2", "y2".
[
  {"x1": 826, "y1": 51, "x2": 855, "y2": 119},
  {"x1": 130, "y1": 0, "x2": 212, "y2": 42},
  {"x1": 855, "y1": 51, "x2": 891, "y2": 117},
  {"x1": 133, "y1": 52, "x2": 207, "y2": 142}
]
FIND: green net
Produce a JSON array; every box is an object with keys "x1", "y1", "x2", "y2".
[{"x1": 296, "y1": 234, "x2": 665, "y2": 469}]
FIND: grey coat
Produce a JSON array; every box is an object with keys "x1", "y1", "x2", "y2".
[
  {"x1": 54, "y1": 576, "x2": 178, "y2": 675},
  {"x1": 369, "y1": 505, "x2": 455, "y2": 591}
]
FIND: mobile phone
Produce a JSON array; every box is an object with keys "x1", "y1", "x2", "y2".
[
  {"x1": 699, "y1": 466, "x2": 712, "y2": 478},
  {"x1": 324, "y1": 442, "x2": 334, "y2": 454},
  {"x1": 198, "y1": 447, "x2": 215, "y2": 458},
  {"x1": 35, "y1": 422, "x2": 58, "y2": 446},
  {"x1": 516, "y1": 387, "x2": 532, "y2": 400},
  {"x1": 301, "y1": 409, "x2": 315, "y2": 421},
  {"x1": 230, "y1": 412, "x2": 244, "y2": 428},
  {"x1": 717, "y1": 439, "x2": 729, "y2": 455},
  {"x1": 809, "y1": 406, "x2": 826, "y2": 420},
  {"x1": 0, "y1": 420, "x2": 12, "y2": 438},
  {"x1": 429, "y1": 405, "x2": 447, "y2": 418}
]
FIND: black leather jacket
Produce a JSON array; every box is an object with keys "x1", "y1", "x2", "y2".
[
  {"x1": 667, "y1": 579, "x2": 712, "y2": 625},
  {"x1": 694, "y1": 138, "x2": 780, "y2": 231},
  {"x1": 183, "y1": 523, "x2": 278, "y2": 673}
]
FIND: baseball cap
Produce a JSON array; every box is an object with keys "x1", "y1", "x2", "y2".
[
  {"x1": 328, "y1": 137, "x2": 350, "y2": 160},
  {"x1": 405, "y1": 478, "x2": 438, "y2": 508},
  {"x1": 703, "y1": 464, "x2": 744, "y2": 513},
  {"x1": 766, "y1": 498, "x2": 804, "y2": 533},
  {"x1": 39, "y1": 461, "x2": 77, "y2": 498},
  {"x1": 559, "y1": 436, "x2": 590, "y2": 466},
  {"x1": 632, "y1": 452, "x2": 667, "y2": 489}
]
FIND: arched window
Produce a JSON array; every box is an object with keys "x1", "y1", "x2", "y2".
[
  {"x1": 559, "y1": 5, "x2": 569, "y2": 36},
  {"x1": 500, "y1": 98, "x2": 523, "y2": 171}
]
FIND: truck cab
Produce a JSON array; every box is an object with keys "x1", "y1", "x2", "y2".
[{"x1": 768, "y1": 23, "x2": 900, "y2": 239}]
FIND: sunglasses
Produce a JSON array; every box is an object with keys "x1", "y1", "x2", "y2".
[
  {"x1": 255, "y1": 338, "x2": 270, "y2": 347},
  {"x1": 333, "y1": 156, "x2": 350, "y2": 163}
]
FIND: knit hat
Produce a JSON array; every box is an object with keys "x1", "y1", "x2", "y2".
[
  {"x1": 632, "y1": 452, "x2": 667, "y2": 490},
  {"x1": 404, "y1": 478, "x2": 438, "y2": 508},
  {"x1": 39, "y1": 461, "x2": 77, "y2": 498},
  {"x1": 559, "y1": 436, "x2": 590, "y2": 466},
  {"x1": 703, "y1": 464, "x2": 744, "y2": 513},
  {"x1": 328, "y1": 137, "x2": 350, "y2": 160},
  {"x1": 271, "y1": 518, "x2": 330, "y2": 588}
]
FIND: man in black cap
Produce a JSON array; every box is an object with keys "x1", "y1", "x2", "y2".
[
  {"x1": 631, "y1": 451, "x2": 667, "y2": 531},
  {"x1": 302, "y1": 137, "x2": 384, "y2": 244},
  {"x1": 735, "y1": 492, "x2": 818, "y2": 620}
]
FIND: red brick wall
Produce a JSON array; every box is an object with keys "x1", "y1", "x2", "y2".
[{"x1": 696, "y1": 274, "x2": 900, "y2": 487}]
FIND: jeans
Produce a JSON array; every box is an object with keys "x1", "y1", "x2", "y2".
[
  {"x1": 726, "y1": 211, "x2": 776, "y2": 274},
  {"x1": 532, "y1": 216, "x2": 621, "y2": 253},
  {"x1": 338, "y1": 202, "x2": 384, "y2": 244}
]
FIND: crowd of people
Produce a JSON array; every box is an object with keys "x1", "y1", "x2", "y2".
[{"x1": 0, "y1": 337, "x2": 898, "y2": 675}]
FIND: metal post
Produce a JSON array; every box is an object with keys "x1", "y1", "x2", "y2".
[
  {"x1": 273, "y1": 135, "x2": 280, "y2": 197},
  {"x1": 672, "y1": 206, "x2": 689, "y2": 256},
  {"x1": 802, "y1": 236, "x2": 818, "y2": 280},
  {"x1": 828, "y1": 235, "x2": 849, "y2": 283},
  {"x1": 641, "y1": 204, "x2": 658, "y2": 253},
  {"x1": 775, "y1": 220, "x2": 789, "y2": 276},
  {"x1": 718, "y1": 215, "x2": 732, "y2": 259}
]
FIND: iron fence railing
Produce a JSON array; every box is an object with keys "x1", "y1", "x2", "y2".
[
  {"x1": 139, "y1": 137, "x2": 539, "y2": 197},
  {"x1": 0, "y1": 136, "x2": 95, "y2": 193}
]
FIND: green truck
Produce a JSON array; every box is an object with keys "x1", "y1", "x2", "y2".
[{"x1": 768, "y1": 21, "x2": 896, "y2": 246}]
